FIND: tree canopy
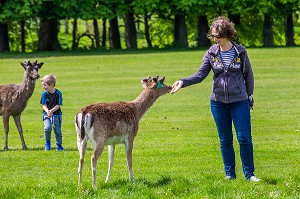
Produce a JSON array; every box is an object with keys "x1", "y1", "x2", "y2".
[{"x1": 0, "y1": 0, "x2": 299, "y2": 52}]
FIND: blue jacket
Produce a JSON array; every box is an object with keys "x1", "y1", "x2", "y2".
[{"x1": 181, "y1": 42, "x2": 254, "y2": 104}]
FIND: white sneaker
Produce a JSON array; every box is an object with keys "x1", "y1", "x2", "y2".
[
  {"x1": 249, "y1": 176, "x2": 261, "y2": 182},
  {"x1": 225, "y1": 176, "x2": 235, "y2": 180}
]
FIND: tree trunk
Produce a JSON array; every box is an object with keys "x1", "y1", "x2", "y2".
[
  {"x1": 228, "y1": 13, "x2": 240, "y2": 27},
  {"x1": 93, "y1": 19, "x2": 100, "y2": 48},
  {"x1": 197, "y1": 15, "x2": 210, "y2": 48},
  {"x1": 144, "y1": 11, "x2": 152, "y2": 48},
  {"x1": 174, "y1": 15, "x2": 188, "y2": 48},
  {"x1": 109, "y1": 17, "x2": 121, "y2": 49},
  {"x1": 286, "y1": 13, "x2": 295, "y2": 46},
  {"x1": 102, "y1": 19, "x2": 106, "y2": 48},
  {"x1": 38, "y1": 18, "x2": 61, "y2": 51},
  {"x1": 228, "y1": 13, "x2": 240, "y2": 44},
  {"x1": 64, "y1": 18, "x2": 69, "y2": 34},
  {"x1": 72, "y1": 18, "x2": 78, "y2": 49},
  {"x1": 20, "y1": 20, "x2": 26, "y2": 52},
  {"x1": 0, "y1": 22, "x2": 10, "y2": 52},
  {"x1": 124, "y1": 13, "x2": 137, "y2": 49},
  {"x1": 263, "y1": 14, "x2": 273, "y2": 47}
]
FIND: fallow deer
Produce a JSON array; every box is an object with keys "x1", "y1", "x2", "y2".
[
  {"x1": 0, "y1": 60, "x2": 44, "y2": 150},
  {"x1": 75, "y1": 75, "x2": 171, "y2": 188}
]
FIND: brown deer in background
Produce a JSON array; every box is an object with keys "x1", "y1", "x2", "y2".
[
  {"x1": 75, "y1": 75, "x2": 171, "y2": 188},
  {"x1": 0, "y1": 60, "x2": 44, "y2": 150}
]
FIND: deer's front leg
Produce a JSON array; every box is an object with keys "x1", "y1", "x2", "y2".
[{"x1": 13, "y1": 115, "x2": 28, "y2": 150}]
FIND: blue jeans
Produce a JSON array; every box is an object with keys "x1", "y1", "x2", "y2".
[
  {"x1": 210, "y1": 100, "x2": 255, "y2": 179},
  {"x1": 43, "y1": 113, "x2": 63, "y2": 145}
]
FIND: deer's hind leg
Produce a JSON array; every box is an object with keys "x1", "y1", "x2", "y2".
[
  {"x1": 2, "y1": 114, "x2": 10, "y2": 150},
  {"x1": 13, "y1": 115, "x2": 28, "y2": 150},
  {"x1": 105, "y1": 144, "x2": 115, "y2": 183},
  {"x1": 91, "y1": 139, "x2": 105, "y2": 188},
  {"x1": 125, "y1": 138, "x2": 134, "y2": 181},
  {"x1": 78, "y1": 138, "x2": 87, "y2": 186}
]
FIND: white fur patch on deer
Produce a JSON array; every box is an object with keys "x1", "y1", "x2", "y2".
[{"x1": 75, "y1": 75, "x2": 171, "y2": 188}]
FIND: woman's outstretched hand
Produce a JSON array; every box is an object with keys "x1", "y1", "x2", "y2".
[{"x1": 171, "y1": 80, "x2": 184, "y2": 94}]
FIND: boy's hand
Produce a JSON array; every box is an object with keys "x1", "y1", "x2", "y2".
[{"x1": 47, "y1": 110, "x2": 53, "y2": 117}]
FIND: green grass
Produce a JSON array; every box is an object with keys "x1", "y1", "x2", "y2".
[{"x1": 0, "y1": 47, "x2": 300, "y2": 198}]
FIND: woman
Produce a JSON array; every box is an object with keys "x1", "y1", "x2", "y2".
[{"x1": 171, "y1": 16, "x2": 260, "y2": 182}]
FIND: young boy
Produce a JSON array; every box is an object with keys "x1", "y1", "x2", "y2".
[{"x1": 40, "y1": 75, "x2": 64, "y2": 151}]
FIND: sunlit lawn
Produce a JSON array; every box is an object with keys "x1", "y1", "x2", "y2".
[{"x1": 0, "y1": 47, "x2": 299, "y2": 198}]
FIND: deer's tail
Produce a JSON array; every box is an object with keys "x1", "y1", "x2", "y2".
[{"x1": 75, "y1": 112, "x2": 94, "y2": 140}]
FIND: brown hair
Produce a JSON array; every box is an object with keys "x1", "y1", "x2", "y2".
[
  {"x1": 41, "y1": 74, "x2": 56, "y2": 86},
  {"x1": 210, "y1": 16, "x2": 237, "y2": 40}
]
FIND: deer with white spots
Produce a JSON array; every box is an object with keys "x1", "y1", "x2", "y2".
[
  {"x1": 75, "y1": 75, "x2": 171, "y2": 188},
  {"x1": 0, "y1": 60, "x2": 44, "y2": 150}
]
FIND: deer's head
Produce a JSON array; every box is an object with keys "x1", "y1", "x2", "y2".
[
  {"x1": 141, "y1": 75, "x2": 171, "y2": 96},
  {"x1": 20, "y1": 60, "x2": 44, "y2": 80}
]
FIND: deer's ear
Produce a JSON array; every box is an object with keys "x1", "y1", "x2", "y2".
[
  {"x1": 144, "y1": 76, "x2": 151, "y2": 81},
  {"x1": 141, "y1": 76, "x2": 151, "y2": 88},
  {"x1": 37, "y1": 62, "x2": 44, "y2": 68},
  {"x1": 20, "y1": 61, "x2": 27, "y2": 69},
  {"x1": 159, "y1": 76, "x2": 165, "y2": 84},
  {"x1": 141, "y1": 79, "x2": 148, "y2": 88}
]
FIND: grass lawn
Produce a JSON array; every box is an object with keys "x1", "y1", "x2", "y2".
[{"x1": 0, "y1": 47, "x2": 299, "y2": 198}]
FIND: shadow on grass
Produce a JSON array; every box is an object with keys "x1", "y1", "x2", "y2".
[
  {"x1": 263, "y1": 177, "x2": 278, "y2": 185},
  {"x1": 0, "y1": 47, "x2": 204, "y2": 59},
  {"x1": 0, "y1": 147, "x2": 79, "y2": 152},
  {"x1": 77, "y1": 175, "x2": 172, "y2": 190},
  {"x1": 1, "y1": 46, "x2": 297, "y2": 59},
  {"x1": 77, "y1": 175, "x2": 192, "y2": 197},
  {"x1": 101, "y1": 175, "x2": 173, "y2": 189}
]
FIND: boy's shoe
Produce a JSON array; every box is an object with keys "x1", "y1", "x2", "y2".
[
  {"x1": 45, "y1": 141, "x2": 51, "y2": 151},
  {"x1": 225, "y1": 176, "x2": 236, "y2": 180},
  {"x1": 56, "y1": 144, "x2": 64, "y2": 151},
  {"x1": 248, "y1": 176, "x2": 261, "y2": 182}
]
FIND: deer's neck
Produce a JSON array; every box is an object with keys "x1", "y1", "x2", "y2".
[
  {"x1": 132, "y1": 89, "x2": 158, "y2": 120},
  {"x1": 20, "y1": 76, "x2": 36, "y2": 100}
]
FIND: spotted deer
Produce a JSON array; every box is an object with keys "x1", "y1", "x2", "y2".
[
  {"x1": 75, "y1": 75, "x2": 171, "y2": 188},
  {"x1": 0, "y1": 60, "x2": 44, "y2": 150}
]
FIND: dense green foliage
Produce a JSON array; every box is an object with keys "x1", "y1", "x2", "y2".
[
  {"x1": 0, "y1": 47, "x2": 300, "y2": 198},
  {"x1": 0, "y1": 0, "x2": 300, "y2": 52}
]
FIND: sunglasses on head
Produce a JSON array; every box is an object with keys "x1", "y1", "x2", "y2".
[{"x1": 207, "y1": 34, "x2": 221, "y2": 39}]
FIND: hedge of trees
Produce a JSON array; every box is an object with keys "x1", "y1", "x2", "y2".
[{"x1": 0, "y1": 0, "x2": 299, "y2": 52}]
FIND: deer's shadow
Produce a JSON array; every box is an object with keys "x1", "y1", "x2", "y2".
[{"x1": 100, "y1": 175, "x2": 173, "y2": 189}]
